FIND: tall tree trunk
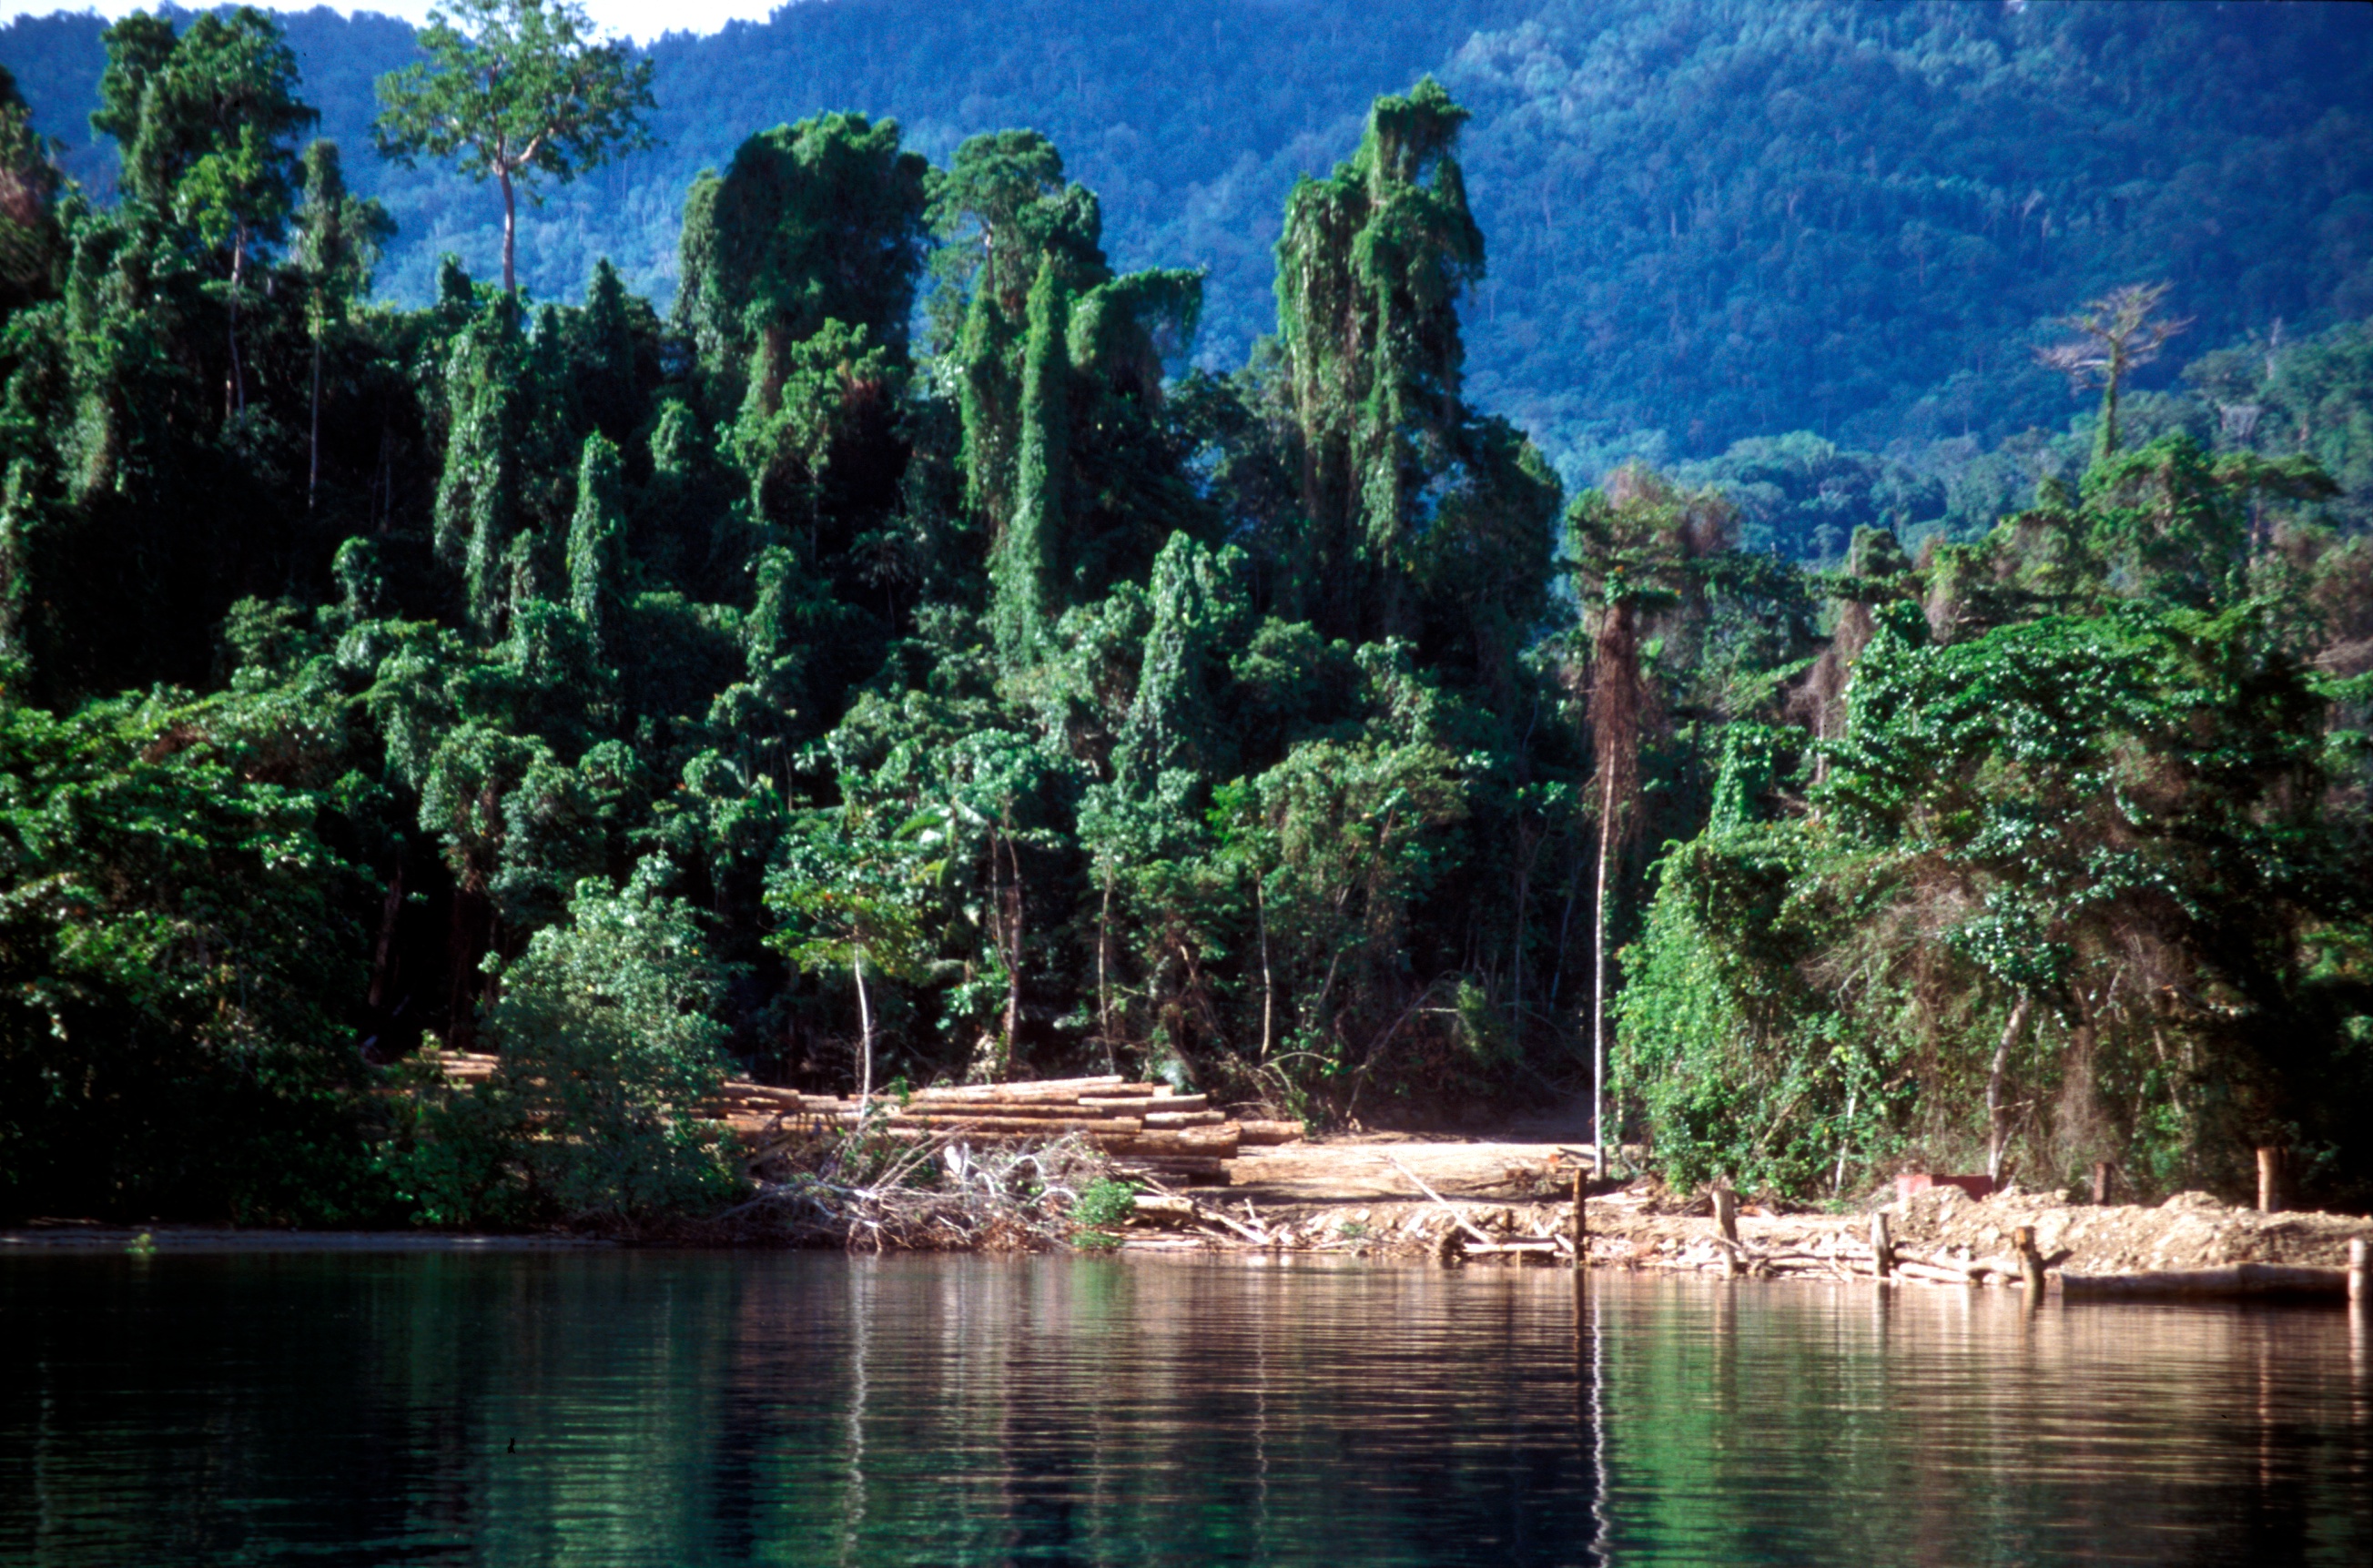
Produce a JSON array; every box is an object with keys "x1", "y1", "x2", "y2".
[
  {"x1": 854, "y1": 946, "x2": 874, "y2": 1106},
  {"x1": 1096, "y1": 865, "x2": 1115, "y2": 1067},
  {"x1": 309, "y1": 323, "x2": 323, "y2": 510},
  {"x1": 228, "y1": 229, "x2": 248, "y2": 417},
  {"x1": 1001, "y1": 834, "x2": 1026, "y2": 1059},
  {"x1": 1591, "y1": 790, "x2": 1615, "y2": 1178},
  {"x1": 1585, "y1": 596, "x2": 1642, "y2": 1179},
  {"x1": 1987, "y1": 996, "x2": 2032, "y2": 1184},
  {"x1": 499, "y1": 166, "x2": 518, "y2": 296},
  {"x1": 1256, "y1": 870, "x2": 1274, "y2": 1065}
]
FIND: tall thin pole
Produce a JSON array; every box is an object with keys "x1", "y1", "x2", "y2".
[
  {"x1": 1592, "y1": 786, "x2": 1614, "y2": 1179},
  {"x1": 854, "y1": 946, "x2": 874, "y2": 1106}
]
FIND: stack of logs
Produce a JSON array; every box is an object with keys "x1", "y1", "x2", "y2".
[{"x1": 431, "y1": 1056, "x2": 1300, "y2": 1185}]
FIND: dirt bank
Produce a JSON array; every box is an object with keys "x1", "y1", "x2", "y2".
[{"x1": 1110, "y1": 1138, "x2": 2373, "y2": 1284}]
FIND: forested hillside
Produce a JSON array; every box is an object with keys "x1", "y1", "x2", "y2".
[
  {"x1": 0, "y1": 5, "x2": 2367, "y2": 1229},
  {"x1": 4, "y1": 0, "x2": 2370, "y2": 491}
]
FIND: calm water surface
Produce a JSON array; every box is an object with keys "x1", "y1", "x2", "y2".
[{"x1": 5, "y1": 1249, "x2": 2370, "y2": 1565}]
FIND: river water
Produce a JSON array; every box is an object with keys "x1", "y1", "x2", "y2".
[{"x1": 5, "y1": 1249, "x2": 2369, "y2": 1565}]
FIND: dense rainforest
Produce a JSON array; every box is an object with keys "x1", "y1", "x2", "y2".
[
  {"x1": 5, "y1": 0, "x2": 2373, "y2": 507},
  {"x1": 0, "y1": 4, "x2": 2368, "y2": 1228}
]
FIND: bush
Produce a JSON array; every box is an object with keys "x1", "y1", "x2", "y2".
[
  {"x1": 1070, "y1": 1177, "x2": 1138, "y2": 1232},
  {"x1": 380, "y1": 858, "x2": 745, "y2": 1226}
]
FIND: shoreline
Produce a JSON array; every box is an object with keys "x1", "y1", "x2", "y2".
[
  {"x1": 2, "y1": 1226, "x2": 618, "y2": 1252},
  {"x1": 13, "y1": 1143, "x2": 2371, "y2": 1303},
  {"x1": 13, "y1": 1182, "x2": 2369, "y2": 1287}
]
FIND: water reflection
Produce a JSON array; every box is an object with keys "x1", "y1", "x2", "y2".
[{"x1": 3, "y1": 1252, "x2": 2368, "y2": 1565}]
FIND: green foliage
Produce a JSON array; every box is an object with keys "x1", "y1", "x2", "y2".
[
  {"x1": 0, "y1": 681, "x2": 382, "y2": 1222},
  {"x1": 0, "y1": 8, "x2": 2366, "y2": 1229},
  {"x1": 1618, "y1": 450, "x2": 2373, "y2": 1199},
  {"x1": 95, "y1": 7, "x2": 316, "y2": 232},
  {"x1": 15, "y1": 2, "x2": 2373, "y2": 487},
  {"x1": 373, "y1": 0, "x2": 653, "y2": 291},
  {"x1": 382, "y1": 858, "x2": 740, "y2": 1226},
  {"x1": 1276, "y1": 76, "x2": 1482, "y2": 645},
  {"x1": 1070, "y1": 1176, "x2": 1137, "y2": 1230},
  {"x1": 675, "y1": 113, "x2": 929, "y2": 378},
  {"x1": 0, "y1": 65, "x2": 63, "y2": 319},
  {"x1": 566, "y1": 430, "x2": 626, "y2": 640},
  {"x1": 990, "y1": 255, "x2": 1070, "y2": 663}
]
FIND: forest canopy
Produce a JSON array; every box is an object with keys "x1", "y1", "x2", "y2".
[
  {"x1": 0, "y1": 4, "x2": 2368, "y2": 1228},
  {"x1": 3, "y1": 0, "x2": 2369, "y2": 491}
]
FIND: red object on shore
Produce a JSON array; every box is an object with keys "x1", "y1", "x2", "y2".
[{"x1": 1896, "y1": 1172, "x2": 1995, "y2": 1202}]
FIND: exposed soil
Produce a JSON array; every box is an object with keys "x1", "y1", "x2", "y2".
[{"x1": 1111, "y1": 1138, "x2": 2373, "y2": 1280}]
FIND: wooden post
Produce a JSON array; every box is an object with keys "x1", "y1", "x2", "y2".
[
  {"x1": 2013, "y1": 1224, "x2": 2046, "y2": 1298},
  {"x1": 1869, "y1": 1209, "x2": 1894, "y2": 1280},
  {"x1": 1712, "y1": 1185, "x2": 1739, "y2": 1248},
  {"x1": 1571, "y1": 1168, "x2": 1587, "y2": 1274},
  {"x1": 2257, "y1": 1146, "x2": 2282, "y2": 1213},
  {"x1": 2349, "y1": 1238, "x2": 2368, "y2": 1306},
  {"x1": 2091, "y1": 1160, "x2": 2113, "y2": 1206}
]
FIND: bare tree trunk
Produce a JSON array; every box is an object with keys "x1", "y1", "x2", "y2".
[
  {"x1": 1001, "y1": 834, "x2": 1025, "y2": 1059},
  {"x1": 1255, "y1": 870, "x2": 1274, "y2": 1064},
  {"x1": 1585, "y1": 595, "x2": 1642, "y2": 1180},
  {"x1": 1987, "y1": 996, "x2": 2032, "y2": 1184},
  {"x1": 2104, "y1": 334, "x2": 2135, "y2": 461},
  {"x1": 854, "y1": 946, "x2": 874, "y2": 1106},
  {"x1": 309, "y1": 322, "x2": 323, "y2": 510},
  {"x1": 499, "y1": 167, "x2": 518, "y2": 296},
  {"x1": 228, "y1": 229, "x2": 248, "y2": 417},
  {"x1": 1096, "y1": 865, "x2": 1115, "y2": 1067},
  {"x1": 1592, "y1": 791, "x2": 1615, "y2": 1179}
]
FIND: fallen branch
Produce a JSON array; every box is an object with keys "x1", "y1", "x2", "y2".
[{"x1": 1387, "y1": 1155, "x2": 1495, "y2": 1248}]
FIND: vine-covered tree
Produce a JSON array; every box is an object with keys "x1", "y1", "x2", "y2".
[{"x1": 0, "y1": 25, "x2": 2366, "y2": 1230}]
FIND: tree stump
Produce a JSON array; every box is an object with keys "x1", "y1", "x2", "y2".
[{"x1": 2013, "y1": 1224, "x2": 2047, "y2": 1297}]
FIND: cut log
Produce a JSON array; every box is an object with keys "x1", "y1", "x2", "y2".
[
  {"x1": 868, "y1": 1105, "x2": 1143, "y2": 1128},
  {"x1": 2060, "y1": 1264, "x2": 2347, "y2": 1300},
  {"x1": 900, "y1": 1076, "x2": 1131, "y2": 1100},
  {"x1": 1077, "y1": 1094, "x2": 1210, "y2": 1113},
  {"x1": 1142, "y1": 1110, "x2": 1226, "y2": 1129},
  {"x1": 1893, "y1": 1260, "x2": 1978, "y2": 1286},
  {"x1": 881, "y1": 1103, "x2": 1140, "y2": 1121},
  {"x1": 1109, "y1": 1156, "x2": 1229, "y2": 1181},
  {"x1": 1096, "y1": 1128, "x2": 1241, "y2": 1158},
  {"x1": 1237, "y1": 1119, "x2": 1303, "y2": 1146}
]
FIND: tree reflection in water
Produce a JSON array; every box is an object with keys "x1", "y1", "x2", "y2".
[{"x1": 4, "y1": 1251, "x2": 2370, "y2": 1565}]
